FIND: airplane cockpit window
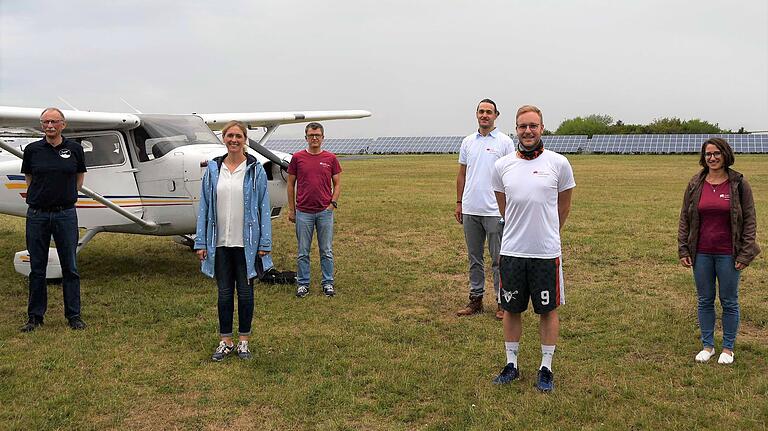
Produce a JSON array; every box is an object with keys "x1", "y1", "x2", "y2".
[
  {"x1": 75, "y1": 135, "x2": 125, "y2": 168},
  {"x1": 134, "y1": 114, "x2": 221, "y2": 161}
]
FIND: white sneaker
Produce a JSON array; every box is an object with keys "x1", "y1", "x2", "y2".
[
  {"x1": 695, "y1": 348, "x2": 715, "y2": 363},
  {"x1": 717, "y1": 351, "x2": 734, "y2": 365}
]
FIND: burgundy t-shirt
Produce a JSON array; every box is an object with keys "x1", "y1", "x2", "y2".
[
  {"x1": 287, "y1": 149, "x2": 342, "y2": 213},
  {"x1": 697, "y1": 180, "x2": 732, "y2": 255}
]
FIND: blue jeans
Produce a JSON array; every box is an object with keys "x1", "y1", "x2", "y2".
[
  {"x1": 26, "y1": 207, "x2": 81, "y2": 321},
  {"x1": 295, "y1": 209, "x2": 334, "y2": 286},
  {"x1": 214, "y1": 247, "x2": 253, "y2": 337},
  {"x1": 693, "y1": 253, "x2": 741, "y2": 350}
]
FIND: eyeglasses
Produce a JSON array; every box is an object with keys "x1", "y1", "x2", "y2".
[
  {"x1": 516, "y1": 123, "x2": 540, "y2": 131},
  {"x1": 306, "y1": 134, "x2": 323, "y2": 139},
  {"x1": 40, "y1": 120, "x2": 63, "y2": 125},
  {"x1": 705, "y1": 151, "x2": 722, "y2": 159}
]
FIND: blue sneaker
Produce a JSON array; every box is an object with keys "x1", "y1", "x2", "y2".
[
  {"x1": 211, "y1": 341, "x2": 234, "y2": 362},
  {"x1": 236, "y1": 341, "x2": 252, "y2": 360},
  {"x1": 492, "y1": 363, "x2": 519, "y2": 384},
  {"x1": 535, "y1": 367, "x2": 554, "y2": 392}
]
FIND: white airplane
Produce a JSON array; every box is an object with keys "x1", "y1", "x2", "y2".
[{"x1": 0, "y1": 106, "x2": 370, "y2": 278}]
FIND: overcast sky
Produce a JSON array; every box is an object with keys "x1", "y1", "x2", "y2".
[{"x1": 1, "y1": 0, "x2": 766, "y2": 138}]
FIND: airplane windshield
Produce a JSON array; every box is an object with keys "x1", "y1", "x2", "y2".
[{"x1": 134, "y1": 114, "x2": 220, "y2": 161}]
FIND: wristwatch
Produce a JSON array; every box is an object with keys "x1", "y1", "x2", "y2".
[{"x1": 331, "y1": 201, "x2": 338, "y2": 208}]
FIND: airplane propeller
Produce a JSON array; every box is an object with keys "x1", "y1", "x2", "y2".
[
  {"x1": 246, "y1": 124, "x2": 289, "y2": 170},
  {"x1": 248, "y1": 138, "x2": 289, "y2": 170}
]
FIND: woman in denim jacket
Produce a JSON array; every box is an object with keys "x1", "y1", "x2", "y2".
[
  {"x1": 194, "y1": 121, "x2": 273, "y2": 361},
  {"x1": 678, "y1": 138, "x2": 760, "y2": 365}
]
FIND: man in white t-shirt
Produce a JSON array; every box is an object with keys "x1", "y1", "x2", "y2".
[
  {"x1": 490, "y1": 105, "x2": 575, "y2": 392},
  {"x1": 455, "y1": 99, "x2": 514, "y2": 319}
]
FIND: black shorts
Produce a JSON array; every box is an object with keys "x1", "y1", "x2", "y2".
[{"x1": 498, "y1": 255, "x2": 565, "y2": 314}]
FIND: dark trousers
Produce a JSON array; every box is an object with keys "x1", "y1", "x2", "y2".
[
  {"x1": 26, "y1": 207, "x2": 81, "y2": 321},
  {"x1": 214, "y1": 247, "x2": 253, "y2": 337}
]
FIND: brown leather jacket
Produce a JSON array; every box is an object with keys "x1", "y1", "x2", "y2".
[{"x1": 678, "y1": 168, "x2": 760, "y2": 266}]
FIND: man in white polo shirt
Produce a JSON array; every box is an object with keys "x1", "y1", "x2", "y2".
[
  {"x1": 455, "y1": 99, "x2": 514, "y2": 319},
  {"x1": 491, "y1": 105, "x2": 575, "y2": 392}
]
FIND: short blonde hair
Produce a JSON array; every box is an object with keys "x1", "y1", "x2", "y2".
[{"x1": 516, "y1": 105, "x2": 542, "y2": 123}]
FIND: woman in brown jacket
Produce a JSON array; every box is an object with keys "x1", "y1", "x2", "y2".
[{"x1": 678, "y1": 138, "x2": 760, "y2": 365}]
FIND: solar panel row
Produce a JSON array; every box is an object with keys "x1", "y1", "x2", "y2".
[
  {"x1": 264, "y1": 134, "x2": 768, "y2": 155},
  {"x1": 590, "y1": 134, "x2": 768, "y2": 154}
]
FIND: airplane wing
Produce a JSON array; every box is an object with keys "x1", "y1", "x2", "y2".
[
  {"x1": 200, "y1": 110, "x2": 372, "y2": 130},
  {"x1": 1, "y1": 106, "x2": 370, "y2": 133},
  {"x1": 0, "y1": 106, "x2": 141, "y2": 133}
]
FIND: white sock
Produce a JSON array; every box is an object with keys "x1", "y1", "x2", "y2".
[
  {"x1": 540, "y1": 344, "x2": 555, "y2": 370},
  {"x1": 505, "y1": 341, "x2": 519, "y2": 367}
]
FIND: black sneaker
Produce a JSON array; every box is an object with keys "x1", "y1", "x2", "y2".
[
  {"x1": 322, "y1": 284, "x2": 336, "y2": 297},
  {"x1": 236, "y1": 341, "x2": 252, "y2": 360},
  {"x1": 212, "y1": 341, "x2": 234, "y2": 361},
  {"x1": 296, "y1": 285, "x2": 309, "y2": 298},
  {"x1": 492, "y1": 363, "x2": 520, "y2": 384},
  {"x1": 68, "y1": 317, "x2": 87, "y2": 330},
  {"x1": 20, "y1": 318, "x2": 43, "y2": 333},
  {"x1": 535, "y1": 367, "x2": 554, "y2": 392}
]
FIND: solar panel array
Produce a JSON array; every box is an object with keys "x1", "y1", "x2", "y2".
[
  {"x1": 590, "y1": 134, "x2": 768, "y2": 154},
  {"x1": 372, "y1": 136, "x2": 463, "y2": 154},
  {"x1": 259, "y1": 139, "x2": 304, "y2": 154},
  {"x1": 515, "y1": 135, "x2": 589, "y2": 153},
  {"x1": 265, "y1": 134, "x2": 768, "y2": 155},
  {"x1": 266, "y1": 138, "x2": 374, "y2": 155}
]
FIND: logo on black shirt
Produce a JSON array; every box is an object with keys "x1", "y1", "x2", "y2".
[{"x1": 59, "y1": 148, "x2": 72, "y2": 159}]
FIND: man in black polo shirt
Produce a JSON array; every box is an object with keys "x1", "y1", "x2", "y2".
[{"x1": 20, "y1": 107, "x2": 87, "y2": 332}]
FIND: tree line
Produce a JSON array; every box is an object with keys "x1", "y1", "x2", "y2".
[{"x1": 548, "y1": 114, "x2": 747, "y2": 136}]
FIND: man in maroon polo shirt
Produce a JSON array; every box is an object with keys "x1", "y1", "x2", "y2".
[{"x1": 287, "y1": 122, "x2": 342, "y2": 298}]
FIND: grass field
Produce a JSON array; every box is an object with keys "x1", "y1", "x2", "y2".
[{"x1": 0, "y1": 155, "x2": 766, "y2": 430}]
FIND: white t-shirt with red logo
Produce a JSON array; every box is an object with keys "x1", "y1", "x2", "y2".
[
  {"x1": 491, "y1": 150, "x2": 575, "y2": 258},
  {"x1": 458, "y1": 129, "x2": 514, "y2": 216}
]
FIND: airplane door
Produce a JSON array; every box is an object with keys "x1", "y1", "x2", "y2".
[
  {"x1": 71, "y1": 132, "x2": 142, "y2": 228},
  {"x1": 182, "y1": 146, "x2": 224, "y2": 217},
  {"x1": 124, "y1": 127, "x2": 202, "y2": 235}
]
